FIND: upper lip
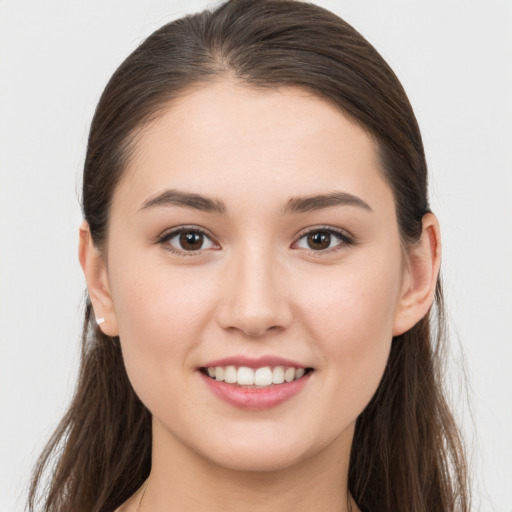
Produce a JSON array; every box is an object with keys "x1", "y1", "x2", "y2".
[{"x1": 200, "y1": 355, "x2": 309, "y2": 369}]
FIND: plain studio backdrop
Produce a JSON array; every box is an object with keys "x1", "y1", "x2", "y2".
[{"x1": 0, "y1": 1, "x2": 511, "y2": 511}]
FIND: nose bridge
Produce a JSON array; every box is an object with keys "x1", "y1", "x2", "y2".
[{"x1": 218, "y1": 240, "x2": 292, "y2": 337}]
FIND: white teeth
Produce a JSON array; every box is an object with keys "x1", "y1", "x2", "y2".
[
  {"x1": 254, "y1": 367, "x2": 273, "y2": 386},
  {"x1": 207, "y1": 365, "x2": 308, "y2": 386},
  {"x1": 295, "y1": 368, "x2": 305, "y2": 379},
  {"x1": 272, "y1": 366, "x2": 285, "y2": 384},
  {"x1": 237, "y1": 367, "x2": 254, "y2": 385},
  {"x1": 284, "y1": 367, "x2": 295, "y2": 383},
  {"x1": 224, "y1": 365, "x2": 237, "y2": 384}
]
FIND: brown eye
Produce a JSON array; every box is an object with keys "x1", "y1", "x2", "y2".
[
  {"x1": 307, "y1": 231, "x2": 332, "y2": 250},
  {"x1": 161, "y1": 228, "x2": 216, "y2": 253},
  {"x1": 179, "y1": 231, "x2": 204, "y2": 250},
  {"x1": 294, "y1": 228, "x2": 352, "y2": 252}
]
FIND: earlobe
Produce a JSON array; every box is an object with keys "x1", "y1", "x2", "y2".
[
  {"x1": 392, "y1": 213, "x2": 441, "y2": 336},
  {"x1": 78, "y1": 220, "x2": 119, "y2": 336}
]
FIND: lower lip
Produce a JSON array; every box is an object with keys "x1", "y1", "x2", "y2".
[{"x1": 199, "y1": 371, "x2": 311, "y2": 410}]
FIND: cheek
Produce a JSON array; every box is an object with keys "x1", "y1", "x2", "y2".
[
  {"x1": 299, "y1": 254, "x2": 402, "y2": 342},
  {"x1": 107, "y1": 257, "x2": 218, "y2": 400},
  {"x1": 297, "y1": 254, "x2": 403, "y2": 412},
  {"x1": 111, "y1": 256, "x2": 217, "y2": 341}
]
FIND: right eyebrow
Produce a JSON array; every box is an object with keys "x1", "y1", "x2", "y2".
[{"x1": 138, "y1": 189, "x2": 226, "y2": 214}]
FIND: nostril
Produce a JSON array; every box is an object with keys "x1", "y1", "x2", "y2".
[
  {"x1": 240, "y1": 324, "x2": 283, "y2": 338},
  {"x1": 215, "y1": 270, "x2": 293, "y2": 336}
]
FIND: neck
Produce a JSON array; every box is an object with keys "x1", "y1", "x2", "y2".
[{"x1": 140, "y1": 419, "x2": 358, "y2": 512}]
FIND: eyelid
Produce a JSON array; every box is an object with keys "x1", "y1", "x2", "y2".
[
  {"x1": 292, "y1": 225, "x2": 355, "y2": 252},
  {"x1": 157, "y1": 225, "x2": 220, "y2": 255},
  {"x1": 156, "y1": 224, "x2": 355, "y2": 256}
]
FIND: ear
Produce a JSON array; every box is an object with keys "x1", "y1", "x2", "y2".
[
  {"x1": 393, "y1": 213, "x2": 441, "y2": 336},
  {"x1": 78, "y1": 220, "x2": 119, "y2": 336}
]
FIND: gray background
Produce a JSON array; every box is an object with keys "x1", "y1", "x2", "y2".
[{"x1": 1, "y1": 0, "x2": 511, "y2": 510}]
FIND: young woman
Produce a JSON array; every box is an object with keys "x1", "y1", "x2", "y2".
[{"x1": 29, "y1": 1, "x2": 470, "y2": 511}]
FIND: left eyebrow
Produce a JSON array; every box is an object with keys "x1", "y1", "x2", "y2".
[{"x1": 283, "y1": 192, "x2": 373, "y2": 214}]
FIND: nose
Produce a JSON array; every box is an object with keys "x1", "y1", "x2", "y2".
[{"x1": 216, "y1": 248, "x2": 293, "y2": 338}]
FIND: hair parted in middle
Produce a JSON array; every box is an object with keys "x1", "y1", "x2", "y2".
[{"x1": 29, "y1": 2, "x2": 469, "y2": 512}]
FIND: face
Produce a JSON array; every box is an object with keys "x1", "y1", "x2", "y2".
[{"x1": 101, "y1": 81, "x2": 410, "y2": 471}]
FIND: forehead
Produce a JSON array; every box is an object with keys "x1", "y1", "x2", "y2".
[{"x1": 116, "y1": 80, "x2": 394, "y2": 214}]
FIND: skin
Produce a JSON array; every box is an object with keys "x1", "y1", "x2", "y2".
[{"x1": 80, "y1": 80, "x2": 441, "y2": 512}]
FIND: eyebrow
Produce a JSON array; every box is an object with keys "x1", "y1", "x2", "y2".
[
  {"x1": 139, "y1": 189, "x2": 372, "y2": 215},
  {"x1": 139, "y1": 189, "x2": 226, "y2": 214},
  {"x1": 283, "y1": 192, "x2": 372, "y2": 214}
]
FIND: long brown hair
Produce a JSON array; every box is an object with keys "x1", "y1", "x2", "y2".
[{"x1": 28, "y1": 1, "x2": 470, "y2": 510}]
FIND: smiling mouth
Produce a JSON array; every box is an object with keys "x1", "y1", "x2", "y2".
[{"x1": 200, "y1": 365, "x2": 314, "y2": 388}]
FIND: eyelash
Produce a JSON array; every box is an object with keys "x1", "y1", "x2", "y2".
[
  {"x1": 157, "y1": 226, "x2": 219, "y2": 256},
  {"x1": 293, "y1": 226, "x2": 355, "y2": 254},
  {"x1": 157, "y1": 226, "x2": 355, "y2": 256}
]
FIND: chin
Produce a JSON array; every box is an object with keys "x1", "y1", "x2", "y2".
[
  {"x1": 203, "y1": 445, "x2": 309, "y2": 473},
  {"x1": 190, "y1": 426, "x2": 341, "y2": 474}
]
